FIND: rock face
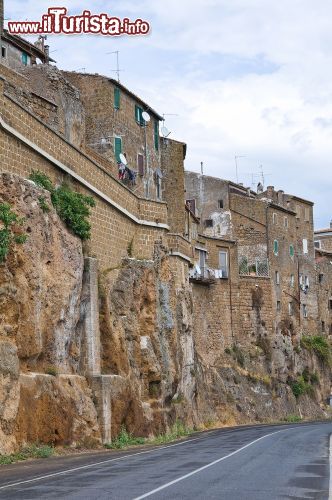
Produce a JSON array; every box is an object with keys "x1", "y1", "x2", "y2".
[
  {"x1": 0, "y1": 172, "x2": 330, "y2": 454},
  {"x1": 0, "y1": 173, "x2": 100, "y2": 452}
]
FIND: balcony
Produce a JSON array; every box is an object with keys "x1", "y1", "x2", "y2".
[
  {"x1": 189, "y1": 265, "x2": 217, "y2": 286},
  {"x1": 239, "y1": 258, "x2": 269, "y2": 277}
]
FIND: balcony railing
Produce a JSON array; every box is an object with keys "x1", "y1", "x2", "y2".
[{"x1": 239, "y1": 258, "x2": 269, "y2": 277}]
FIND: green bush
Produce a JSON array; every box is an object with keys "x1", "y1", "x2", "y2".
[
  {"x1": 300, "y1": 335, "x2": 331, "y2": 364},
  {"x1": 283, "y1": 414, "x2": 302, "y2": 423},
  {"x1": 45, "y1": 366, "x2": 57, "y2": 377},
  {"x1": 29, "y1": 171, "x2": 95, "y2": 240},
  {"x1": 289, "y1": 376, "x2": 314, "y2": 399},
  {"x1": 105, "y1": 426, "x2": 145, "y2": 449},
  {"x1": 0, "y1": 203, "x2": 27, "y2": 263}
]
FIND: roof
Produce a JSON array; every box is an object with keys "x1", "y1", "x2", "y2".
[
  {"x1": 285, "y1": 194, "x2": 314, "y2": 206},
  {"x1": 269, "y1": 202, "x2": 296, "y2": 216},
  {"x1": 314, "y1": 228, "x2": 332, "y2": 235},
  {"x1": 184, "y1": 171, "x2": 256, "y2": 195},
  {"x1": 315, "y1": 248, "x2": 332, "y2": 258},
  {"x1": 63, "y1": 72, "x2": 163, "y2": 121},
  {"x1": 2, "y1": 30, "x2": 55, "y2": 63}
]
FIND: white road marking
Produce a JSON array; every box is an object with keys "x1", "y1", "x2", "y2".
[
  {"x1": 329, "y1": 434, "x2": 332, "y2": 500},
  {"x1": 133, "y1": 428, "x2": 289, "y2": 500},
  {"x1": 0, "y1": 436, "x2": 204, "y2": 491}
]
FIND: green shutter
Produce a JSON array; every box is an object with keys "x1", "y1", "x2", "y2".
[
  {"x1": 114, "y1": 88, "x2": 120, "y2": 109},
  {"x1": 289, "y1": 244, "x2": 294, "y2": 257},
  {"x1": 21, "y1": 52, "x2": 28, "y2": 65},
  {"x1": 135, "y1": 105, "x2": 144, "y2": 125},
  {"x1": 114, "y1": 137, "x2": 122, "y2": 162},
  {"x1": 273, "y1": 240, "x2": 278, "y2": 255},
  {"x1": 154, "y1": 120, "x2": 159, "y2": 151}
]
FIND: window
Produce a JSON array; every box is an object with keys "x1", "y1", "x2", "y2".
[
  {"x1": 21, "y1": 52, "x2": 28, "y2": 65},
  {"x1": 218, "y1": 199, "x2": 224, "y2": 209},
  {"x1": 302, "y1": 304, "x2": 308, "y2": 318},
  {"x1": 314, "y1": 240, "x2": 321, "y2": 249},
  {"x1": 303, "y1": 239, "x2": 308, "y2": 254},
  {"x1": 198, "y1": 249, "x2": 207, "y2": 271},
  {"x1": 284, "y1": 216, "x2": 288, "y2": 228},
  {"x1": 272, "y1": 213, "x2": 277, "y2": 224},
  {"x1": 137, "y1": 154, "x2": 144, "y2": 176},
  {"x1": 322, "y1": 321, "x2": 325, "y2": 332},
  {"x1": 288, "y1": 301, "x2": 293, "y2": 316},
  {"x1": 186, "y1": 199, "x2": 196, "y2": 215},
  {"x1": 114, "y1": 136, "x2": 122, "y2": 162},
  {"x1": 205, "y1": 219, "x2": 213, "y2": 228},
  {"x1": 304, "y1": 207, "x2": 310, "y2": 222},
  {"x1": 304, "y1": 276, "x2": 309, "y2": 288},
  {"x1": 273, "y1": 239, "x2": 279, "y2": 255},
  {"x1": 289, "y1": 244, "x2": 294, "y2": 258},
  {"x1": 277, "y1": 301, "x2": 281, "y2": 312},
  {"x1": 275, "y1": 270, "x2": 280, "y2": 285},
  {"x1": 135, "y1": 105, "x2": 144, "y2": 125},
  {"x1": 290, "y1": 274, "x2": 294, "y2": 287},
  {"x1": 114, "y1": 87, "x2": 120, "y2": 110},
  {"x1": 319, "y1": 273, "x2": 324, "y2": 284},
  {"x1": 154, "y1": 120, "x2": 159, "y2": 151},
  {"x1": 219, "y1": 250, "x2": 228, "y2": 278},
  {"x1": 1, "y1": 46, "x2": 6, "y2": 58},
  {"x1": 296, "y1": 205, "x2": 301, "y2": 219},
  {"x1": 329, "y1": 298, "x2": 332, "y2": 310}
]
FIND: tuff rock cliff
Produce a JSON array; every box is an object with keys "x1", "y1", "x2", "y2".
[{"x1": 0, "y1": 173, "x2": 330, "y2": 454}]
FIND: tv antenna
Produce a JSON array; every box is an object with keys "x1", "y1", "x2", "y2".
[
  {"x1": 161, "y1": 113, "x2": 178, "y2": 138},
  {"x1": 234, "y1": 155, "x2": 245, "y2": 184},
  {"x1": 107, "y1": 51, "x2": 123, "y2": 82}
]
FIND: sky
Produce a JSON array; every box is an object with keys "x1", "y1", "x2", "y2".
[{"x1": 6, "y1": 0, "x2": 332, "y2": 228}]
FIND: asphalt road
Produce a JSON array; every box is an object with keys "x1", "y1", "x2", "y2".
[{"x1": 0, "y1": 421, "x2": 330, "y2": 499}]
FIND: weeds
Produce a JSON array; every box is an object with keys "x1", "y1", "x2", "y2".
[
  {"x1": 0, "y1": 444, "x2": 54, "y2": 465},
  {"x1": 300, "y1": 335, "x2": 331, "y2": 364},
  {"x1": 45, "y1": 366, "x2": 57, "y2": 377},
  {"x1": 104, "y1": 426, "x2": 145, "y2": 449},
  {"x1": 104, "y1": 421, "x2": 193, "y2": 450},
  {"x1": 283, "y1": 415, "x2": 302, "y2": 423},
  {"x1": 0, "y1": 203, "x2": 27, "y2": 263}
]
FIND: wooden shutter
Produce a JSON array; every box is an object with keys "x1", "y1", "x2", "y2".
[
  {"x1": 135, "y1": 105, "x2": 143, "y2": 125},
  {"x1": 137, "y1": 154, "x2": 144, "y2": 176},
  {"x1": 273, "y1": 240, "x2": 278, "y2": 255},
  {"x1": 114, "y1": 137, "x2": 122, "y2": 162},
  {"x1": 114, "y1": 87, "x2": 120, "y2": 109}
]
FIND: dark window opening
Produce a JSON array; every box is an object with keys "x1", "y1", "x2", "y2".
[
  {"x1": 205, "y1": 219, "x2": 213, "y2": 228},
  {"x1": 218, "y1": 199, "x2": 223, "y2": 209},
  {"x1": 322, "y1": 321, "x2": 325, "y2": 332},
  {"x1": 186, "y1": 199, "x2": 196, "y2": 215},
  {"x1": 319, "y1": 273, "x2": 324, "y2": 283},
  {"x1": 329, "y1": 299, "x2": 332, "y2": 310},
  {"x1": 1, "y1": 46, "x2": 6, "y2": 58}
]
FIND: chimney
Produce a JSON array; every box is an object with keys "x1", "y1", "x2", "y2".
[
  {"x1": 266, "y1": 186, "x2": 274, "y2": 199},
  {"x1": 277, "y1": 189, "x2": 284, "y2": 205},
  {"x1": 44, "y1": 45, "x2": 50, "y2": 63}
]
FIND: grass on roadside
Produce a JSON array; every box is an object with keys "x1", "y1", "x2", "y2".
[
  {"x1": 0, "y1": 444, "x2": 54, "y2": 465},
  {"x1": 104, "y1": 421, "x2": 193, "y2": 450}
]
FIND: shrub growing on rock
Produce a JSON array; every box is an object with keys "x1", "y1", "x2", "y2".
[
  {"x1": 0, "y1": 203, "x2": 27, "y2": 263},
  {"x1": 29, "y1": 170, "x2": 95, "y2": 240}
]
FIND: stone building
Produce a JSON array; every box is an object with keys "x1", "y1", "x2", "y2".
[
  {"x1": 314, "y1": 223, "x2": 332, "y2": 252},
  {"x1": 0, "y1": 1, "x2": 53, "y2": 69},
  {"x1": 62, "y1": 72, "x2": 163, "y2": 201}
]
